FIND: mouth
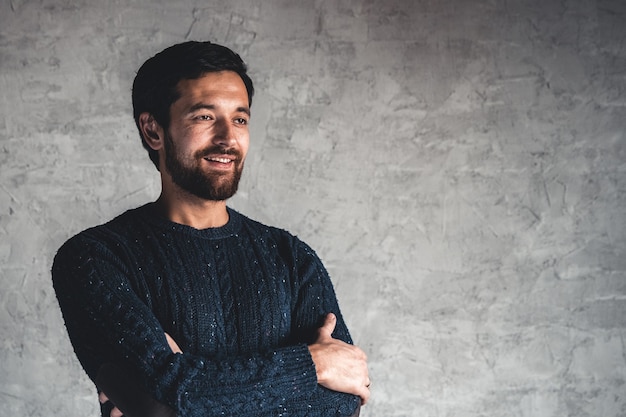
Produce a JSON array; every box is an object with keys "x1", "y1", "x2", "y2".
[
  {"x1": 204, "y1": 156, "x2": 234, "y2": 164},
  {"x1": 202, "y1": 154, "x2": 239, "y2": 171}
]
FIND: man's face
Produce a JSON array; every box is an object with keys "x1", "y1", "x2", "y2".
[{"x1": 162, "y1": 71, "x2": 250, "y2": 201}]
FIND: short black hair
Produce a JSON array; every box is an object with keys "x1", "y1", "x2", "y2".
[{"x1": 132, "y1": 41, "x2": 254, "y2": 169}]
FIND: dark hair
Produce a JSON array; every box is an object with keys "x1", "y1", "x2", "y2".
[{"x1": 132, "y1": 41, "x2": 254, "y2": 169}]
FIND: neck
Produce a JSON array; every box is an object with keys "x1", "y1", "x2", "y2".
[{"x1": 155, "y1": 184, "x2": 230, "y2": 230}]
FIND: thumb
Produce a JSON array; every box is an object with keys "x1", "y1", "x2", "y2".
[
  {"x1": 318, "y1": 313, "x2": 337, "y2": 338},
  {"x1": 165, "y1": 332, "x2": 182, "y2": 354}
]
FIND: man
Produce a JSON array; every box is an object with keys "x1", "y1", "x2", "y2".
[{"x1": 52, "y1": 41, "x2": 369, "y2": 417}]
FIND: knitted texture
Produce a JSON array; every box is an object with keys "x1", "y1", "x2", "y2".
[{"x1": 52, "y1": 204, "x2": 360, "y2": 417}]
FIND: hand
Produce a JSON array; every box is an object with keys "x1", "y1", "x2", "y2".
[
  {"x1": 98, "y1": 333, "x2": 181, "y2": 417},
  {"x1": 165, "y1": 332, "x2": 182, "y2": 354},
  {"x1": 99, "y1": 391, "x2": 123, "y2": 417},
  {"x1": 308, "y1": 313, "x2": 370, "y2": 404}
]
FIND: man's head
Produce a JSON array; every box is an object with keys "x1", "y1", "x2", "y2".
[{"x1": 132, "y1": 41, "x2": 254, "y2": 170}]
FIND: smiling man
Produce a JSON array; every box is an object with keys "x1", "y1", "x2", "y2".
[{"x1": 52, "y1": 41, "x2": 369, "y2": 417}]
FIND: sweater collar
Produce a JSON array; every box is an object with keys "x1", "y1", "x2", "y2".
[{"x1": 137, "y1": 203, "x2": 243, "y2": 240}]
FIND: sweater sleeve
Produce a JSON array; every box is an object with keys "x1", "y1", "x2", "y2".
[
  {"x1": 52, "y1": 235, "x2": 319, "y2": 417},
  {"x1": 289, "y1": 238, "x2": 354, "y2": 345},
  {"x1": 285, "y1": 237, "x2": 362, "y2": 414}
]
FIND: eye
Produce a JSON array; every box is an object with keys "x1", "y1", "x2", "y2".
[
  {"x1": 195, "y1": 114, "x2": 213, "y2": 121},
  {"x1": 234, "y1": 117, "x2": 248, "y2": 125}
]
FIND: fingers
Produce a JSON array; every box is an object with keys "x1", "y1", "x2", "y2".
[
  {"x1": 98, "y1": 391, "x2": 109, "y2": 404},
  {"x1": 317, "y1": 313, "x2": 337, "y2": 339},
  {"x1": 358, "y1": 386, "x2": 371, "y2": 405},
  {"x1": 362, "y1": 377, "x2": 371, "y2": 405},
  {"x1": 351, "y1": 374, "x2": 371, "y2": 405},
  {"x1": 355, "y1": 355, "x2": 371, "y2": 405},
  {"x1": 99, "y1": 392, "x2": 123, "y2": 417}
]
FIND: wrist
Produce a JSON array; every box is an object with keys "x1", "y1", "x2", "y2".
[{"x1": 308, "y1": 343, "x2": 327, "y2": 384}]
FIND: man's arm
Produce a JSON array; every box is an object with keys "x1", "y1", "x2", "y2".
[
  {"x1": 97, "y1": 334, "x2": 182, "y2": 417},
  {"x1": 99, "y1": 324, "x2": 368, "y2": 417},
  {"x1": 97, "y1": 363, "x2": 175, "y2": 417},
  {"x1": 288, "y1": 237, "x2": 371, "y2": 406}
]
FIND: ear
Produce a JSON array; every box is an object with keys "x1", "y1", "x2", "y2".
[{"x1": 138, "y1": 112, "x2": 164, "y2": 150}]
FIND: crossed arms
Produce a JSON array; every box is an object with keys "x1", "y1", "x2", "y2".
[
  {"x1": 99, "y1": 314, "x2": 369, "y2": 417},
  {"x1": 52, "y1": 234, "x2": 369, "y2": 417}
]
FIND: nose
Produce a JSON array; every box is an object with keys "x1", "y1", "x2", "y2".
[{"x1": 212, "y1": 118, "x2": 236, "y2": 147}]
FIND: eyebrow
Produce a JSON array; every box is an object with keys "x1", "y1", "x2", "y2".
[{"x1": 188, "y1": 103, "x2": 251, "y2": 116}]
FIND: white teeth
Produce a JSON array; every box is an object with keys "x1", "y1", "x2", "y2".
[{"x1": 207, "y1": 157, "x2": 231, "y2": 163}]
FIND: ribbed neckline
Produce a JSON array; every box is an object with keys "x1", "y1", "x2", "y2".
[{"x1": 132, "y1": 202, "x2": 243, "y2": 240}]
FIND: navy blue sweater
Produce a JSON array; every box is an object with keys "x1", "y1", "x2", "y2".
[{"x1": 52, "y1": 204, "x2": 360, "y2": 416}]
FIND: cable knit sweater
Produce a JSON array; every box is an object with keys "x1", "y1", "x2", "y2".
[{"x1": 52, "y1": 204, "x2": 360, "y2": 417}]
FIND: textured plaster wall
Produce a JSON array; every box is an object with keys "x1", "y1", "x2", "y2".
[{"x1": 1, "y1": 1, "x2": 625, "y2": 416}]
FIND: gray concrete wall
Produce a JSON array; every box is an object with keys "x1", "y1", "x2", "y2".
[{"x1": 1, "y1": 1, "x2": 625, "y2": 416}]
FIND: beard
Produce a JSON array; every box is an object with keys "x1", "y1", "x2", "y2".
[{"x1": 163, "y1": 130, "x2": 243, "y2": 201}]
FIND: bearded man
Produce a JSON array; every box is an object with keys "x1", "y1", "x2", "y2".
[{"x1": 52, "y1": 41, "x2": 369, "y2": 417}]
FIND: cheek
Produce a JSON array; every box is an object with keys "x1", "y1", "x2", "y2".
[
  {"x1": 238, "y1": 133, "x2": 250, "y2": 156},
  {"x1": 171, "y1": 127, "x2": 205, "y2": 153},
  {"x1": 241, "y1": 144, "x2": 250, "y2": 160}
]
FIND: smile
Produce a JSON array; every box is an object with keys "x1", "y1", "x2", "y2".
[{"x1": 205, "y1": 157, "x2": 234, "y2": 163}]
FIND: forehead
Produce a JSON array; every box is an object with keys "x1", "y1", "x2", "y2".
[{"x1": 174, "y1": 71, "x2": 249, "y2": 105}]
